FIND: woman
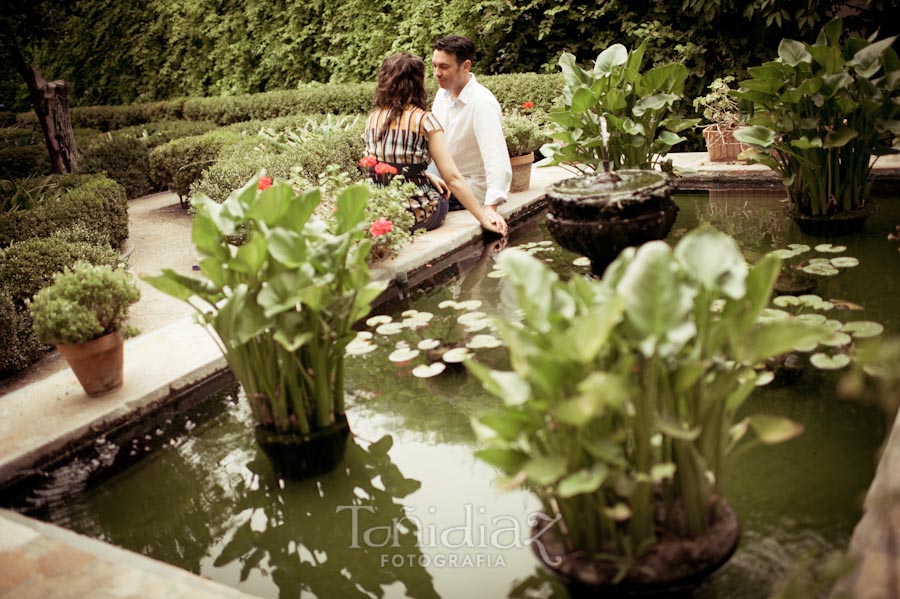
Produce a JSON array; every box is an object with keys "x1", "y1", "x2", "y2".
[{"x1": 363, "y1": 53, "x2": 507, "y2": 235}]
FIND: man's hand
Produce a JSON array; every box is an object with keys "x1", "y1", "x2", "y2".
[
  {"x1": 425, "y1": 173, "x2": 450, "y2": 198},
  {"x1": 481, "y1": 206, "x2": 508, "y2": 236}
]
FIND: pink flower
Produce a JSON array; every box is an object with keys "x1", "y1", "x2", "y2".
[
  {"x1": 522, "y1": 101, "x2": 534, "y2": 110},
  {"x1": 374, "y1": 162, "x2": 398, "y2": 176},
  {"x1": 370, "y1": 218, "x2": 394, "y2": 237},
  {"x1": 359, "y1": 155, "x2": 377, "y2": 168},
  {"x1": 257, "y1": 176, "x2": 272, "y2": 190}
]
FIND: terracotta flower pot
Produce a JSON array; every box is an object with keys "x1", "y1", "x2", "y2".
[
  {"x1": 510, "y1": 152, "x2": 535, "y2": 192},
  {"x1": 55, "y1": 331, "x2": 125, "y2": 397}
]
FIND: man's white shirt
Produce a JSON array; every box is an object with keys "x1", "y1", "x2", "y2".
[{"x1": 431, "y1": 74, "x2": 511, "y2": 207}]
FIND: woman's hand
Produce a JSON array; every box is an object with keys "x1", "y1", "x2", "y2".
[{"x1": 424, "y1": 172, "x2": 450, "y2": 198}]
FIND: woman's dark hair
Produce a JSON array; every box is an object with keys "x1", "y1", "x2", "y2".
[
  {"x1": 374, "y1": 53, "x2": 428, "y2": 141},
  {"x1": 433, "y1": 35, "x2": 475, "y2": 64}
]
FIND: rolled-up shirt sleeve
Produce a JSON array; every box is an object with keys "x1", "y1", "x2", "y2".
[{"x1": 473, "y1": 101, "x2": 512, "y2": 207}]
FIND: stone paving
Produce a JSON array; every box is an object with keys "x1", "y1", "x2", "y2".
[{"x1": 1, "y1": 154, "x2": 899, "y2": 598}]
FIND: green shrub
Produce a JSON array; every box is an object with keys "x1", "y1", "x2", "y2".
[
  {"x1": 0, "y1": 289, "x2": 44, "y2": 376},
  {"x1": 0, "y1": 145, "x2": 50, "y2": 179},
  {"x1": 193, "y1": 120, "x2": 364, "y2": 202},
  {"x1": 480, "y1": 73, "x2": 564, "y2": 113},
  {"x1": 0, "y1": 112, "x2": 15, "y2": 127},
  {"x1": 0, "y1": 127, "x2": 41, "y2": 148},
  {"x1": 28, "y1": 261, "x2": 140, "y2": 346},
  {"x1": 0, "y1": 175, "x2": 128, "y2": 248},
  {"x1": 0, "y1": 233, "x2": 121, "y2": 306},
  {"x1": 139, "y1": 98, "x2": 187, "y2": 122},
  {"x1": 149, "y1": 130, "x2": 243, "y2": 199},
  {"x1": 111, "y1": 120, "x2": 217, "y2": 148},
  {"x1": 79, "y1": 135, "x2": 155, "y2": 199}
]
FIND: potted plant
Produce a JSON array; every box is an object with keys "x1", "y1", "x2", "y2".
[
  {"x1": 733, "y1": 18, "x2": 900, "y2": 234},
  {"x1": 143, "y1": 175, "x2": 387, "y2": 479},
  {"x1": 28, "y1": 261, "x2": 140, "y2": 397},
  {"x1": 540, "y1": 41, "x2": 699, "y2": 173},
  {"x1": 503, "y1": 110, "x2": 546, "y2": 192},
  {"x1": 468, "y1": 227, "x2": 831, "y2": 594},
  {"x1": 537, "y1": 42, "x2": 699, "y2": 274},
  {"x1": 693, "y1": 76, "x2": 750, "y2": 162}
]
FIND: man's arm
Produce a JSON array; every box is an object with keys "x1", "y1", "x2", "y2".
[{"x1": 472, "y1": 100, "x2": 511, "y2": 207}]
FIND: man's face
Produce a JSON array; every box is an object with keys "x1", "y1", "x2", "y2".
[{"x1": 432, "y1": 49, "x2": 470, "y2": 92}]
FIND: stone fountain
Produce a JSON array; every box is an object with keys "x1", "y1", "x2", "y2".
[{"x1": 544, "y1": 118, "x2": 678, "y2": 276}]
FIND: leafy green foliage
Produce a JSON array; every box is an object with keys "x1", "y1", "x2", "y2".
[
  {"x1": 0, "y1": 145, "x2": 50, "y2": 180},
  {"x1": 0, "y1": 288, "x2": 44, "y2": 375},
  {"x1": 0, "y1": 174, "x2": 127, "y2": 248},
  {"x1": 143, "y1": 175, "x2": 386, "y2": 435},
  {"x1": 469, "y1": 227, "x2": 830, "y2": 564},
  {"x1": 502, "y1": 112, "x2": 548, "y2": 157},
  {"x1": 28, "y1": 260, "x2": 139, "y2": 345},
  {"x1": 541, "y1": 42, "x2": 699, "y2": 172},
  {"x1": 733, "y1": 19, "x2": 900, "y2": 216}
]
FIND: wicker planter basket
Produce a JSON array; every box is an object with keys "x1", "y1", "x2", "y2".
[{"x1": 702, "y1": 125, "x2": 749, "y2": 162}]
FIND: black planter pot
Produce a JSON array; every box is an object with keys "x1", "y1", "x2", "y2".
[
  {"x1": 545, "y1": 170, "x2": 678, "y2": 276},
  {"x1": 255, "y1": 414, "x2": 351, "y2": 480},
  {"x1": 531, "y1": 499, "x2": 740, "y2": 598},
  {"x1": 788, "y1": 202, "x2": 877, "y2": 236}
]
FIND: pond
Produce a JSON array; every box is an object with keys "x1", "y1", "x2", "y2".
[{"x1": 3, "y1": 190, "x2": 898, "y2": 599}]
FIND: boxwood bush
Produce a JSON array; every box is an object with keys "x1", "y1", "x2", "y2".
[
  {"x1": 149, "y1": 129, "x2": 243, "y2": 199},
  {"x1": 0, "y1": 174, "x2": 128, "y2": 248},
  {"x1": 0, "y1": 145, "x2": 50, "y2": 180},
  {"x1": 79, "y1": 135, "x2": 155, "y2": 199},
  {"x1": 0, "y1": 289, "x2": 43, "y2": 376}
]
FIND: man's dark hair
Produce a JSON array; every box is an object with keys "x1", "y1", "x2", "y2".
[{"x1": 433, "y1": 35, "x2": 475, "y2": 64}]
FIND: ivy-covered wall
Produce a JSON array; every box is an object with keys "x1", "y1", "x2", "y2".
[{"x1": 2, "y1": 0, "x2": 895, "y2": 111}]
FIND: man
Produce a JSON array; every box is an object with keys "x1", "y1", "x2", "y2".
[{"x1": 430, "y1": 35, "x2": 511, "y2": 220}]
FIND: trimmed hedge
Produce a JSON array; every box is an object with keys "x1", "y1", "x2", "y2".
[
  {"x1": 0, "y1": 145, "x2": 51, "y2": 180},
  {"x1": 193, "y1": 120, "x2": 365, "y2": 202},
  {"x1": 0, "y1": 127, "x2": 41, "y2": 148},
  {"x1": 79, "y1": 135, "x2": 155, "y2": 198},
  {"x1": 149, "y1": 129, "x2": 242, "y2": 199},
  {"x1": 0, "y1": 174, "x2": 128, "y2": 248},
  {"x1": 15, "y1": 98, "x2": 187, "y2": 132},
  {"x1": 481, "y1": 73, "x2": 564, "y2": 112},
  {"x1": 0, "y1": 230, "x2": 122, "y2": 376}
]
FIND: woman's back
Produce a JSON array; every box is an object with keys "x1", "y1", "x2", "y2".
[{"x1": 364, "y1": 106, "x2": 443, "y2": 166}]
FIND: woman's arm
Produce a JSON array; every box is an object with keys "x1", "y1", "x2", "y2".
[{"x1": 428, "y1": 130, "x2": 508, "y2": 236}]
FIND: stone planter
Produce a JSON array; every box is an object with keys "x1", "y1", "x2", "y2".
[
  {"x1": 55, "y1": 331, "x2": 124, "y2": 397},
  {"x1": 531, "y1": 499, "x2": 740, "y2": 598},
  {"x1": 545, "y1": 170, "x2": 678, "y2": 276},
  {"x1": 255, "y1": 414, "x2": 351, "y2": 480},
  {"x1": 510, "y1": 152, "x2": 534, "y2": 192},
  {"x1": 788, "y1": 202, "x2": 877, "y2": 236}
]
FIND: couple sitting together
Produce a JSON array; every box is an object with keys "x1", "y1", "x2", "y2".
[{"x1": 362, "y1": 35, "x2": 510, "y2": 237}]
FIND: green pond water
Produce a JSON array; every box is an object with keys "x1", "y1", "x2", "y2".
[{"x1": 8, "y1": 190, "x2": 899, "y2": 598}]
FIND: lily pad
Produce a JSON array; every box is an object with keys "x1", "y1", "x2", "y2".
[
  {"x1": 355, "y1": 331, "x2": 373, "y2": 340},
  {"x1": 773, "y1": 295, "x2": 801, "y2": 308},
  {"x1": 792, "y1": 339, "x2": 819, "y2": 352},
  {"x1": 788, "y1": 244, "x2": 811, "y2": 253},
  {"x1": 487, "y1": 269, "x2": 506, "y2": 279},
  {"x1": 375, "y1": 323, "x2": 405, "y2": 336},
  {"x1": 345, "y1": 340, "x2": 377, "y2": 356},
  {"x1": 806, "y1": 258, "x2": 833, "y2": 266},
  {"x1": 755, "y1": 371, "x2": 776, "y2": 386},
  {"x1": 810, "y1": 353, "x2": 851, "y2": 370},
  {"x1": 455, "y1": 300, "x2": 483, "y2": 311},
  {"x1": 467, "y1": 334, "x2": 503, "y2": 349},
  {"x1": 797, "y1": 313, "x2": 827, "y2": 324},
  {"x1": 389, "y1": 348, "x2": 420, "y2": 362},
  {"x1": 412, "y1": 362, "x2": 447, "y2": 378},
  {"x1": 438, "y1": 300, "x2": 459, "y2": 309},
  {"x1": 815, "y1": 244, "x2": 846, "y2": 253},
  {"x1": 801, "y1": 263, "x2": 840, "y2": 276},
  {"x1": 417, "y1": 339, "x2": 441, "y2": 350},
  {"x1": 366, "y1": 315, "x2": 393, "y2": 327},
  {"x1": 401, "y1": 309, "x2": 420, "y2": 318},
  {"x1": 538, "y1": 240, "x2": 554, "y2": 246},
  {"x1": 401, "y1": 317, "x2": 430, "y2": 330},
  {"x1": 572, "y1": 257, "x2": 592, "y2": 267},
  {"x1": 841, "y1": 321, "x2": 884, "y2": 338},
  {"x1": 758, "y1": 308, "x2": 791, "y2": 322},
  {"x1": 458, "y1": 311, "x2": 488, "y2": 325},
  {"x1": 772, "y1": 249, "x2": 799, "y2": 259},
  {"x1": 394, "y1": 340, "x2": 410, "y2": 349},
  {"x1": 824, "y1": 319, "x2": 843, "y2": 331},
  {"x1": 442, "y1": 347, "x2": 472, "y2": 363},
  {"x1": 821, "y1": 332, "x2": 852, "y2": 347},
  {"x1": 830, "y1": 256, "x2": 859, "y2": 268}
]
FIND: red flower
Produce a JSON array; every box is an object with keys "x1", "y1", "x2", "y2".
[
  {"x1": 359, "y1": 155, "x2": 377, "y2": 168},
  {"x1": 374, "y1": 162, "x2": 398, "y2": 176},
  {"x1": 522, "y1": 101, "x2": 534, "y2": 110},
  {"x1": 257, "y1": 176, "x2": 273, "y2": 190},
  {"x1": 370, "y1": 218, "x2": 394, "y2": 237}
]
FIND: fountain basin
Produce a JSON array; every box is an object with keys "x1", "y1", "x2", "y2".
[{"x1": 545, "y1": 169, "x2": 678, "y2": 275}]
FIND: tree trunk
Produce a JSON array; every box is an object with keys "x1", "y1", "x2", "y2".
[{"x1": 7, "y1": 41, "x2": 78, "y2": 175}]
